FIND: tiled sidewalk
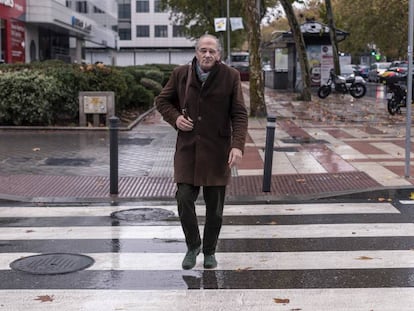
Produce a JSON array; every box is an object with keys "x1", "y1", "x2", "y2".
[
  {"x1": 0, "y1": 84, "x2": 414, "y2": 202},
  {"x1": 240, "y1": 85, "x2": 414, "y2": 188}
]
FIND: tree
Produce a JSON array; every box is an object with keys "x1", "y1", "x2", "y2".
[
  {"x1": 279, "y1": 0, "x2": 312, "y2": 101},
  {"x1": 325, "y1": 0, "x2": 340, "y2": 75},
  {"x1": 161, "y1": 0, "x2": 278, "y2": 58},
  {"x1": 332, "y1": 0, "x2": 408, "y2": 61},
  {"x1": 243, "y1": 0, "x2": 266, "y2": 117}
]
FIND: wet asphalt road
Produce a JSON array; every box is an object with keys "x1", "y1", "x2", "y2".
[{"x1": 1, "y1": 199, "x2": 414, "y2": 309}]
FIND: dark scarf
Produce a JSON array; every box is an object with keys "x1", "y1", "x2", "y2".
[{"x1": 196, "y1": 62, "x2": 210, "y2": 83}]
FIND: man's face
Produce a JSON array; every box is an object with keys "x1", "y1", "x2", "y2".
[{"x1": 196, "y1": 37, "x2": 220, "y2": 72}]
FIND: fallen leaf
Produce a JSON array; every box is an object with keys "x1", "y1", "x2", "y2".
[
  {"x1": 295, "y1": 178, "x2": 306, "y2": 183},
  {"x1": 410, "y1": 192, "x2": 414, "y2": 200},
  {"x1": 273, "y1": 298, "x2": 290, "y2": 304},
  {"x1": 378, "y1": 197, "x2": 386, "y2": 202},
  {"x1": 236, "y1": 267, "x2": 253, "y2": 272},
  {"x1": 32, "y1": 147, "x2": 40, "y2": 152},
  {"x1": 356, "y1": 256, "x2": 374, "y2": 260},
  {"x1": 34, "y1": 295, "x2": 54, "y2": 303},
  {"x1": 269, "y1": 221, "x2": 278, "y2": 225}
]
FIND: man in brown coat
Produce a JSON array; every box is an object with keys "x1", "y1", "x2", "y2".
[{"x1": 155, "y1": 34, "x2": 248, "y2": 270}]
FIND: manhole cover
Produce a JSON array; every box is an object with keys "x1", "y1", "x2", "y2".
[
  {"x1": 119, "y1": 138, "x2": 153, "y2": 145},
  {"x1": 10, "y1": 253, "x2": 94, "y2": 275},
  {"x1": 111, "y1": 208, "x2": 176, "y2": 222},
  {"x1": 44, "y1": 157, "x2": 94, "y2": 166}
]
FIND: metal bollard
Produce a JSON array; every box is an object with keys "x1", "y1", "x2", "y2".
[
  {"x1": 109, "y1": 116, "x2": 120, "y2": 195},
  {"x1": 262, "y1": 115, "x2": 276, "y2": 192}
]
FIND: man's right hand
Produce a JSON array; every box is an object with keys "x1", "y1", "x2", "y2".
[{"x1": 176, "y1": 115, "x2": 194, "y2": 131}]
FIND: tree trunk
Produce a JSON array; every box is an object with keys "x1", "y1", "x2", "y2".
[
  {"x1": 243, "y1": 0, "x2": 266, "y2": 117},
  {"x1": 325, "y1": 0, "x2": 340, "y2": 75},
  {"x1": 279, "y1": 0, "x2": 312, "y2": 101}
]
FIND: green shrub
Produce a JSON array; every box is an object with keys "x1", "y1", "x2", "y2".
[
  {"x1": 148, "y1": 63, "x2": 178, "y2": 85},
  {"x1": 43, "y1": 65, "x2": 85, "y2": 121},
  {"x1": 143, "y1": 70, "x2": 164, "y2": 84},
  {"x1": 0, "y1": 71, "x2": 61, "y2": 125},
  {"x1": 0, "y1": 62, "x2": 173, "y2": 126},
  {"x1": 140, "y1": 77, "x2": 163, "y2": 96},
  {"x1": 130, "y1": 84, "x2": 154, "y2": 110}
]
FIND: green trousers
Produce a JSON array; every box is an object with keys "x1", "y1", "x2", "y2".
[{"x1": 175, "y1": 183, "x2": 226, "y2": 255}]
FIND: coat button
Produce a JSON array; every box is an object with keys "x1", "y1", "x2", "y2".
[{"x1": 197, "y1": 116, "x2": 202, "y2": 121}]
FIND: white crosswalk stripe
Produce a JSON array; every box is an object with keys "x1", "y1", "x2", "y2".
[{"x1": 1, "y1": 201, "x2": 414, "y2": 310}]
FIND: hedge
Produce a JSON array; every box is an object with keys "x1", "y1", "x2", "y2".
[{"x1": 0, "y1": 62, "x2": 178, "y2": 126}]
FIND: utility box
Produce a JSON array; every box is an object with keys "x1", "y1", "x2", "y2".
[{"x1": 79, "y1": 91, "x2": 115, "y2": 127}]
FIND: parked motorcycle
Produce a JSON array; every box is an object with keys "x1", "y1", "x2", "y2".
[
  {"x1": 384, "y1": 72, "x2": 407, "y2": 115},
  {"x1": 317, "y1": 69, "x2": 367, "y2": 99}
]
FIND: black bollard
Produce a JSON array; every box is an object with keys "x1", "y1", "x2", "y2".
[
  {"x1": 109, "y1": 116, "x2": 120, "y2": 195},
  {"x1": 262, "y1": 115, "x2": 276, "y2": 192}
]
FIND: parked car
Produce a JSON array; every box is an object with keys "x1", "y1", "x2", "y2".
[
  {"x1": 367, "y1": 62, "x2": 391, "y2": 82},
  {"x1": 355, "y1": 65, "x2": 370, "y2": 79},
  {"x1": 340, "y1": 64, "x2": 357, "y2": 79},
  {"x1": 230, "y1": 52, "x2": 250, "y2": 81}
]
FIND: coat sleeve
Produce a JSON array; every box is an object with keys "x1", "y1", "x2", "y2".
[
  {"x1": 155, "y1": 68, "x2": 182, "y2": 129},
  {"x1": 230, "y1": 71, "x2": 248, "y2": 153}
]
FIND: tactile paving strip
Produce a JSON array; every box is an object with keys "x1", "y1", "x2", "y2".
[{"x1": 0, "y1": 171, "x2": 381, "y2": 201}]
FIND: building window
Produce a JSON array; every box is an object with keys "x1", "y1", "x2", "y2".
[
  {"x1": 118, "y1": 3, "x2": 131, "y2": 19},
  {"x1": 65, "y1": 1, "x2": 72, "y2": 8},
  {"x1": 136, "y1": 25, "x2": 150, "y2": 37},
  {"x1": 154, "y1": 25, "x2": 168, "y2": 38},
  {"x1": 119, "y1": 28, "x2": 132, "y2": 40},
  {"x1": 154, "y1": 0, "x2": 165, "y2": 13},
  {"x1": 93, "y1": 6, "x2": 105, "y2": 14},
  {"x1": 173, "y1": 25, "x2": 185, "y2": 37},
  {"x1": 76, "y1": 1, "x2": 88, "y2": 13},
  {"x1": 136, "y1": 0, "x2": 149, "y2": 13}
]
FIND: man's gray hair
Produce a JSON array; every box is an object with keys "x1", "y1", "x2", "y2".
[{"x1": 195, "y1": 34, "x2": 222, "y2": 53}]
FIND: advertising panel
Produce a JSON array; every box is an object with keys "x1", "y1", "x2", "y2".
[{"x1": 0, "y1": 0, "x2": 26, "y2": 63}]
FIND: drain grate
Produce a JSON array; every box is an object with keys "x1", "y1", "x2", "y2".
[
  {"x1": 44, "y1": 157, "x2": 94, "y2": 166},
  {"x1": 273, "y1": 147, "x2": 299, "y2": 152},
  {"x1": 10, "y1": 253, "x2": 94, "y2": 275},
  {"x1": 111, "y1": 208, "x2": 176, "y2": 222},
  {"x1": 281, "y1": 137, "x2": 328, "y2": 144},
  {"x1": 119, "y1": 138, "x2": 153, "y2": 145}
]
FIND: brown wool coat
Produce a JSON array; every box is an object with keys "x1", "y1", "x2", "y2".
[{"x1": 155, "y1": 57, "x2": 248, "y2": 186}]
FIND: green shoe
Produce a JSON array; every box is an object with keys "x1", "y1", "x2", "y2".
[
  {"x1": 203, "y1": 254, "x2": 217, "y2": 269},
  {"x1": 182, "y1": 247, "x2": 200, "y2": 270}
]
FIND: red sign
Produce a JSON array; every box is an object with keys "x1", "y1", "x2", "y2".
[
  {"x1": 10, "y1": 19, "x2": 24, "y2": 62},
  {"x1": 0, "y1": 0, "x2": 26, "y2": 19},
  {"x1": 0, "y1": 0, "x2": 25, "y2": 63}
]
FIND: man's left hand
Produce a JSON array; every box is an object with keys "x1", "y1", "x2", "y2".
[{"x1": 228, "y1": 148, "x2": 243, "y2": 168}]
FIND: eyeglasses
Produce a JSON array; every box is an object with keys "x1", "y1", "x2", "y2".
[{"x1": 197, "y1": 48, "x2": 218, "y2": 55}]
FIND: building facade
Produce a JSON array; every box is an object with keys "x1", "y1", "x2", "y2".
[
  {"x1": 1, "y1": 0, "x2": 194, "y2": 66},
  {"x1": 25, "y1": 0, "x2": 118, "y2": 64},
  {"x1": 114, "y1": 0, "x2": 194, "y2": 66}
]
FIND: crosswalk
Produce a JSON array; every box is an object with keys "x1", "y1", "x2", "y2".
[{"x1": 1, "y1": 201, "x2": 414, "y2": 310}]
